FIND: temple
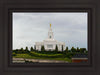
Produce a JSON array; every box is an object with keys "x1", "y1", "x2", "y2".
[{"x1": 35, "y1": 24, "x2": 65, "y2": 51}]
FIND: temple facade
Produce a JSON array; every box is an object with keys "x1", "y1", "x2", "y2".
[{"x1": 35, "y1": 24, "x2": 65, "y2": 51}]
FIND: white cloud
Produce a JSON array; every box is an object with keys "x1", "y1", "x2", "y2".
[{"x1": 13, "y1": 12, "x2": 87, "y2": 50}]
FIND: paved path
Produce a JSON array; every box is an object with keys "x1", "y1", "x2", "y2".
[{"x1": 13, "y1": 58, "x2": 68, "y2": 63}]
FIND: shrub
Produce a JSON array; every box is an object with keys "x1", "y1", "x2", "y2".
[
  {"x1": 12, "y1": 52, "x2": 16, "y2": 56},
  {"x1": 29, "y1": 51, "x2": 63, "y2": 58}
]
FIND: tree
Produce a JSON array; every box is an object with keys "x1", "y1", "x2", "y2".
[
  {"x1": 20, "y1": 48, "x2": 24, "y2": 51},
  {"x1": 68, "y1": 50, "x2": 71, "y2": 53},
  {"x1": 25, "y1": 47, "x2": 28, "y2": 51},
  {"x1": 65, "y1": 46, "x2": 68, "y2": 53},
  {"x1": 30, "y1": 47, "x2": 34, "y2": 51},
  {"x1": 55, "y1": 45, "x2": 58, "y2": 52},
  {"x1": 19, "y1": 48, "x2": 24, "y2": 53},
  {"x1": 41, "y1": 45, "x2": 45, "y2": 52},
  {"x1": 71, "y1": 47, "x2": 76, "y2": 53},
  {"x1": 76, "y1": 47, "x2": 80, "y2": 52},
  {"x1": 80, "y1": 48, "x2": 86, "y2": 53},
  {"x1": 24, "y1": 47, "x2": 29, "y2": 53},
  {"x1": 62, "y1": 45, "x2": 64, "y2": 52},
  {"x1": 85, "y1": 50, "x2": 88, "y2": 53}
]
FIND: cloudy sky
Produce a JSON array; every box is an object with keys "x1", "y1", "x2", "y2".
[{"x1": 13, "y1": 12, "x2": 87, "y2": 50}]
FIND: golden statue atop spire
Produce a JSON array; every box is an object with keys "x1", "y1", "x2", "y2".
[{"x1": 50, "y1": 24, "x2": 51, "y2": 28}]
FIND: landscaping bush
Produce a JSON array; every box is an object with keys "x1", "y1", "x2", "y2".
[
  {"x1": 12, "y1": 52, "x2": 16, "y2": 56},
  {"x1": 29, "y1": 51, "x2": 64, "y2": 58}
]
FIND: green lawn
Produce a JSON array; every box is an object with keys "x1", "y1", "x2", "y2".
[{"x1": 13, "y1": 53, "x2": 72, "y2": 63}]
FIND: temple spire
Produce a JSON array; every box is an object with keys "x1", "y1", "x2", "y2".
[
  {"x1": 50, "y1": 24, "x2": 51, "y2": 28},
  {"x1": 48, "y1": 23, "x2": 53, "y2": 39}
]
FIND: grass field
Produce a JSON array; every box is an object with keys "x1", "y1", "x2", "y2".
[{"x1": 13, "y1": 53, "x2": 72, "y2": 63}]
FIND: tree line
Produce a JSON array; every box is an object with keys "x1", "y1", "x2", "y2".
[{"x1": 13, "y1": 45, "x2": 88, "y2": 54}]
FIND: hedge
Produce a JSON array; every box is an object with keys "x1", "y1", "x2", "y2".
[{"x1": 29, "y1": 51, "x2": 64, "y2": 58}]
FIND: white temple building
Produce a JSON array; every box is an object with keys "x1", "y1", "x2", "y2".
[{"x1": 35, "y1": 24, "x2": 65, "y2": 51}]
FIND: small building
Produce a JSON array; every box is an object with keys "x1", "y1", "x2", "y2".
[
  {"x1": 72, "y1": 54, "x2": 88, "y2": 63},
  {"x1": 35, "y1": 24, "x2": 65, "y2": 51}
]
